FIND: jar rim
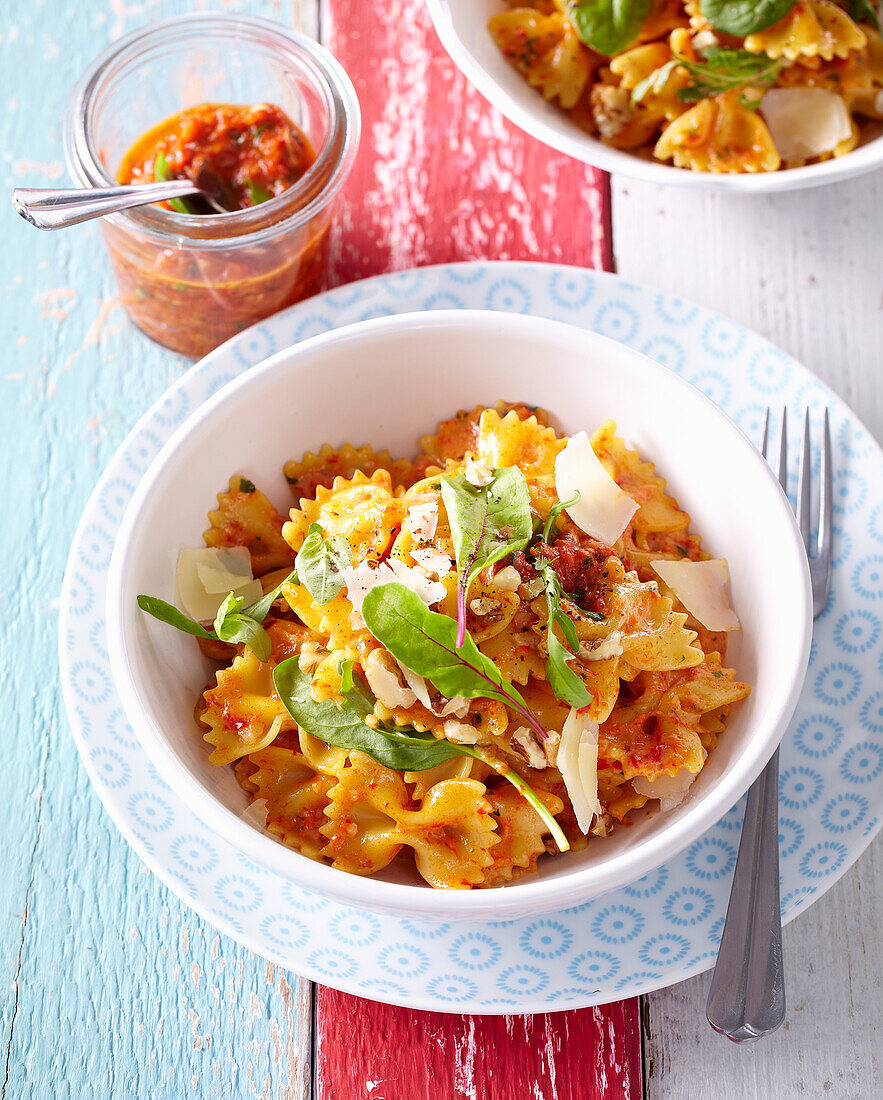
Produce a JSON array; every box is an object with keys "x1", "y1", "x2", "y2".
[{"x1": 63, "y1": 13, "x2": 360, "y2": 248}]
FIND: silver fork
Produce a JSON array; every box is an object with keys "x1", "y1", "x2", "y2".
[{"x1": 706, "y1": 407, "x2": 832, "y2": 1042}]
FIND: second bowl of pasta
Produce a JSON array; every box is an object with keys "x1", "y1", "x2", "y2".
[
  {"x1": 106, "y1": 309, "x2": 812, "y2": 918},
  {"x1": 426, "y1": 0, "x2": 883, "y2": 190}
]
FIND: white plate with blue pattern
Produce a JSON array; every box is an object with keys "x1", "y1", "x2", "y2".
[{"x1": 59, "y1": 262, "x2": 883, "y2": 1014}]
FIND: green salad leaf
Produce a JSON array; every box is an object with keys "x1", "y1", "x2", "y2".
[
  {"x1": 295, "y1": 523, "x2": 352, "y2": 604},
  {"x1": 246, "y1": 179, "x2": 273, "y2": 206},
  {"x1": 632, "y1": 48, "x2": 784, "y2": 109},
  {"x1": 564, "y1": 0, "x2": 654, "y2": 57},
  {"x1": 847, "y1": 0, "x2": 880, "y2": 31},
  {"x1": 360, "y1": 581, "x2": 550, "y2": 744},
  {"x1": 699, "y1": 0, "x2": 795, "y2": 35},
  {"x1": 273, "y1": 659, "x2": 569, "y2": 851},
  {"x1": 136, "y1": 595, "x2": 215, "y2": 639},
  {"x1": 137, "y1": 566, "x2": 297, "y2": 659},
  {"x1": 440, "y1": 466, "x2": 532, "y2": 646}
]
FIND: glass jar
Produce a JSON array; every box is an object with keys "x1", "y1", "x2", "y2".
[{"x1": 64, "y1": 14, "x2": 360, "y2": 358}]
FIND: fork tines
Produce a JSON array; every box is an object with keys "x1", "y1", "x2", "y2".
[{"x1": 762, "y1": 408, "x2": 832, "y2": 619}]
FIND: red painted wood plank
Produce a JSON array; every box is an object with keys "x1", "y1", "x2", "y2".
[
  {"x1": 316, "y1": 988, "x2": 643, "y2": 1100},
  {"x1": 325, "y1": 0, "x2": 611, "y2": 284},
  {"x1": 315, "y1": 3, "x2": 638, "y2": 1098}
]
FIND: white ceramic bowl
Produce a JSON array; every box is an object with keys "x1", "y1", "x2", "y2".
[
  {"x1": 425, "y1": 0, "x2": 883, "y2": 193},
  {"x1": 106, "y1": 310, "x2": 812, "y2": 919}
]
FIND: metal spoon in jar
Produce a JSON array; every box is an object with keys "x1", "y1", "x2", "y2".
[{"x1": 12, "y1": 171, "x2": 235, "y2": 230}]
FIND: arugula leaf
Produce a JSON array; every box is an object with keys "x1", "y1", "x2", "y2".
[
  {"x1": 564, "y1": 0, "x2": 653, "y2": 56},
  {"x1": 360, "y1": 582, "x2": 550, "y2": 744},
  {"x1": 295, "y1": 523, "x2": 352, "y2": 604},
  {"x1": 441, "y1": 466, "x2": 532, "y2": 646},
  {"x1": 632, "y1": 49, "x2": 783, "y2": 109},
  {"x1": 273, "y1": 659, "x2": 569, "y2": 851},
  {"x1": 532, "y1": 556, "x2": 593, "y2": 709},
  {"x1": 246, "y1": 179, "x2": 273, "y2": 206},
  {"x1": 153, "y1": 151, "x2": 198, "y2": 215},
  {"x1": 847, "y1": 0, "x2": 880, "y2": 30},
  {"x1": 213, "y1": 592, "x2": 271, "y2": 661},
  {"x1": 699, "y1": 0, "x2": 795, "y2": 36},
  {"x1": 238, "y1": 476, "x2": 256, "y2": 493},
  {"x1": 136, "y1": 595, "x2": 215, "y2": 639},
  {"x1": 242, "y1": 568, "x2": 297, "y2": 624},
  {"x1": 542, "y1": 491, "x2": 580, "y2": 545}
]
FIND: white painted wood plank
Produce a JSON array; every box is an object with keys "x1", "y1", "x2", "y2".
[
  {"x1": 612, "y1": 173, "x2": 883, "y2": 443},
  {"x1": 612, "y1": 173, "x2": 883, "y2": 1098}
]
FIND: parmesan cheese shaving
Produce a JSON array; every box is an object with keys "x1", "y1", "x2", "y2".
[
  {"x1": 240, "y1": 797, "x2": 269, "y2": 829},
  {"x1": 632, "y1": 769, "x2": 698, "y2": 812},
  {"x1": 395, "y1": 658, "x2": 469, "y2": 718},
  {"x1": 409, "y1": 547, "x2": 452, "y2": 578},
  {"x1": 557, "y1": 709, "x2": 602, "y2": 833},
  {"x1": 492, "y1": 565, "x2": 522, "y2": 592},
  {"x1": 404, "y1": 501, "x2": 438, "y2": 543},
  {"x1": 176, "y1": 546, "x2": 262, "y2": 622},
  {"x1": 343, "y1": 558, "x2": 447, "y2": 625},
  {"x1": 650, "y1": 558, "x2": 740, "y2": 632},
  {"x1": 554, "y1": 432, "x2": 638, "y2": 546},
  {"x1": 761, "y1": 88, "x2": 852, "y2": 164}
]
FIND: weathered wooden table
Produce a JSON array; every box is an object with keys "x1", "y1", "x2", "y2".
[{"x1": 2, "y1": 1, "x2": 880, "y2": 1097}]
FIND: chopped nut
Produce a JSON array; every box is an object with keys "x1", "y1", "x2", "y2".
[
  {"x1": 298, "y1": 640, "x2": 327, "y2": 672},
  {"x1": 469, "y1": 597, "x2": 498, "y2": 617},
  {"x1": 363, "y1": 648, "x2": 416, "y2": 710},
  {"x1": 511, "y1": 726, "x2": 547, "y2": 770},
  {"x1": 590, "y1": 85, "x2": 632, "y2": 140},
  {"x1": 492, "y1": 565, "x2": 522, "y2": 592},
  {"x1": 464, "y1": 456, "x2": 493, "y2": 487}
]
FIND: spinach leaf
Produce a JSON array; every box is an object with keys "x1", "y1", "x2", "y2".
[
  {"x1": 337, "y1": 657, "x2": 356, "y2": 698},
  {"x1": 136, "y1": 595, "x2": 215, "y2": 639},
  {"x1": 699, "y1": 0, "x2": 795, "y2": 35},
  {"x1": 213, "y1": 592, "x2": 271, "y2": 661},
  {"x1": 565, "y1": 0, "x2": 654, "y2": 57},
  {"x1": 360, "y1": 582, "x2": 550, "y2": 744},
  {"x1": 295, "y1": 523, "x2": 352, "y2": 604},
  {"x1": 273, "y1": 659, "x2": 569, "y2": 851},
  {"x1": 441, "y1": 466, "x2": 532, "y2": 646},
  {"x1": 153, "y1": 151, "x2": 198, "y2": 215},
  {"x1": 847, "y1": 0, "x2": 880, "y2": 30}
]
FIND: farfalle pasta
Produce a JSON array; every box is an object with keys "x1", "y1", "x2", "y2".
[
  {"x1": 489, "y1": 1, "x2": 883, "y2": 172},
  {"x1": 139, "y1": 402, "x2": 749, "y2": 889}
]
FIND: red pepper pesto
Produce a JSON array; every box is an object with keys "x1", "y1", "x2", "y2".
[
  {"x1": 119, "y1": 102, "x2": 315, "y2": 211},
  {"x1": 107, "y1": 102, "x2": 328, "y2": 358}
]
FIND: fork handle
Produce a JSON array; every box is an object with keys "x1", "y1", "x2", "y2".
[
  {"x1": 11, "y1": 181, "x2": 202, "y2": 229},
  {"x1": 706, "y1": 749, "x2": 785, "y2": 1042}
]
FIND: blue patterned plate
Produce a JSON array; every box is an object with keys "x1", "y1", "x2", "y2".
[{"x1": 59, "y1": 262, "x2": 883, "y2": 1014}]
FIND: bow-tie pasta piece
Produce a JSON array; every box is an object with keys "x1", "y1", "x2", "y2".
[
  {"x1": 248, "y1": 746, "x2": 336, "y2": 860},
  {"x1": 655, "y1": 90, "x2": 781, "y2": 172},
  {"x1": 488, "y1": 8, "x2": 594, "y2": 109},
  {"x1": 204, "y1": 475, "x2": 296, "y2": 575},
  {"x1": 745, "y1": 0, "x2": 866, "y2": 62},
  {"x1": 609, "y1": 41, "x2": 692, "y2": 121},
  {"x1": 283, "y1": 442, "x2": 415, "y2": 502},
  {"x1": 479, "y1": 781, "x2": 565, "y2": 887}
]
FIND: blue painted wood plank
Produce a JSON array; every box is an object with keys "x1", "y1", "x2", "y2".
[{"x1": 0, "y1": 3, "x2": 312, "y2": 1096}]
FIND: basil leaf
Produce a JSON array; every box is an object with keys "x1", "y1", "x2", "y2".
[
  {"x1": 361, "y1": 582, "x2": 550, "y2": 743},
  {"x1": 273, "y1": 659, "x2": 570, "y2": 851},
  {"x1": 847, "y1": 0, "x2": 880, "y2": 30},
  {"x1": 136, "y1": 595, "x2": 215, "y2": 639},
  {"x1": 153, "y1": 151, "x2": 198, "y2": 215},
  {"x1": 213, "y1": 592, "x2": 271, "y2": 661},
  {"x1": 441, "y1": 466, "x2": 531, "y2": 646},
  {"x1": 565, "y1": 0, "x2": 653, "y2": 57},
  {"x1": 295, "y1": 523, "x2": 352, "y2": 604},
  {"x1": 247, "y1": 179, "x2": 273, "y2": 206},
  {"x1": 243, "y1": 568, "x2": 297, "y2": 623},
  {"x1": 699, "y1": 0, "x2": 795, "y2": 35}
]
